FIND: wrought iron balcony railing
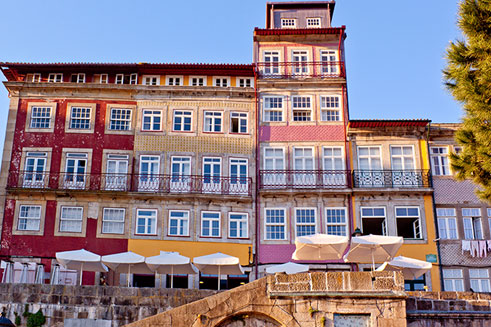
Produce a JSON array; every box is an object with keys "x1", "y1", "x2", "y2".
[
  {"x1": 7, "y1": 171, "x2": 252, "y2": 196},
  {"x1": 256, "y1": 61, "x2": 345, "y2": 79},
  {"x1": 352, "y1": 170, "x2": 432, "y2": 188},
  {"x1": 259, "y1": 170, "x2": 350, "y2": 189}
]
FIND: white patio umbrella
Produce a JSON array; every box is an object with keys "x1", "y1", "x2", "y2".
[
  {"x1": 292, "y1": 233, "x2": 349, "y2": 261},
  {"x1": 1, "y1": 261, "x2": 13, "y2": 283},
  {"x1": 102, "y1": 251, "x2": 152, "y2": 287},
  {"x1": 56, "y1": 249, "x2": 108, "y2": 285},
  {"x1": 376, "y1": 255, "x2": 432, "y2": 280},
  {"x1": 344, "y1": 235, "x2": 403, "y2": 270},
  {"x1": 193, "y1": 252, "x2": 244, "y2": 290},
  {"x1": 265, "y1": 262, "x2": 309, "y2": 275},
  {"x1": 34, "y1": 264, "x2": 44, "y2": 284},
  {"x1": 146, "y1": 251, "x2": 198, "y2": 288}
]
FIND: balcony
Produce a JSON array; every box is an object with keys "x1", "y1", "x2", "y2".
[
  {"x1": 256, "y1": 61, "x2": 345, "y2": 79},
  {"x1": 259, "y1": 170, "x2": 350, "y2": 189},
  {"x1": 352, "y1": 170, "x2": 432, "y2": 188},
  {"x1": 7, "y1": 171, "x2": 252, "y2": 196}
]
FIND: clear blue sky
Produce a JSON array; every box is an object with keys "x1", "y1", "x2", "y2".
[{"x1": 0, "y1": 0, "x2": 462, "y2": 147}]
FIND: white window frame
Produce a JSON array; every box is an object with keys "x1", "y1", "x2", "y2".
[
  {"x1": 71, "y1": 73, "x2": 85, "y2": 83},
  {"x1": 141, "y1": 110, "x2": 163, "y2": 131},
  {"x1": 69, "y1": 107, "x2": 92, "y2": 130},
  {"x1": 469, "y1": 269, "x2": 491, "y2": 292},
  {"x1": 99, "y1": 74, "x2": 108, "y2": 84},
  {"x1": 322, "y1": 146, "x2": 344, "y2": 170},
  {"x1": 173, "y1": 110, "x2": 193, "y2": 132},
  {"x1": 18, "y1": 205, "x2": 41, "y2": 231},
  {"x1": 325, "y1": 207, "x2": 348, "y2": 236},
  {"x1": 102, "y1": 208, "x2": 125, "y2": 234},
  {"x1": 201, "y1": 211, "x2": 221, "y2": 237},
  {"x1": 59, "y1": 206, "x2": 83, "y2": 233},
  {"x1": 262, "y1": 51, "x2": 280, "y2": 75},
  {"x1": 238, "y1": 78, "x2": 253, "y2": 87},
  {"x1": 213, "y1": 77, "x2": 229, "y2": 87},
  {"x1": 115, "y1": 74, "x2": 124, "y2": 84},
  {"x1": 291, "y1": 95, "x2": 312, "y2": 121},
  {"x1": 462, "y1": 208, "x2": 483, "y2": 239},
  {"x1": 295, "y1": 208, "x2": 317, "y2": 237},
  {"x1": 292, "y1": 50, "x2": 309, "y2": 75},
  {"x1": 105, "y1": 155, "x2": 129, "y2": 191},
  {"x1": 30, "y1": 73, "x2": 41, "y2": 82},
  {"x1": 281, "y1": 18, "x2": 296, "y2": 28},
  {"x1": 357, "y1": 146, "x2": 382, "y2": 170},
  {"x1": 190, "y1": 76, "x2": 206, "y2": 86},
  {"x1": 430, "y1": 146, "x2": 451, "y2": 176},
  {"x1": 320, "y1": 95, "x2": 341, "y2": 121},
  {"x1": 168, "y1": 210, "x2": 190, "y2": 236},
  {"x1": 263, "y1": 96, "x2": 284, "y2": 122},
  {"x1": 230, "y1": 112, "x2": 248, "y2": 134},
  {"x1": 264, "y1": 208, "x2": 287, "y2": 240},
  {"x1": 306, "y1": 17, "x2": 321, "y2": 27},
  {"x1": 203, "y1": 111, "x2": 223, "y2": 133},
  {"x1": 115, "y1": 74, "x2": 138, "y2": 85},
  {"x1": 395, "y1": 206, "x2": 422, "y2": 239},
  {"x1": 320, "y1": 50, "x2": 338, "y2": 75},
  {"x1": 437, "y1": 208, "x2": 458, "y2": 240},
  {"x1": 228, "y1": 212, "x2": 248, "y2": 238},
  {"x1": 109, "y1": 108, "x2": 132, "y2": 131},
  {"x1": 443, "y1": 269, "x2": 464, "y2": 291},
  {"x1": 23, "y1": 152, "x2": 47, "y2": 188},
  {"x1": 390, "y1": 145, "x2": 415, "y2": 170},
  {"x1": 130, "y1": 73, "x2": 138, "y2": 85},
  {"x1": 48, "y1": 73, "x2": 63, "y2": 83},
  {"x1": 142, "y1": 75, "x2": 160, "y2": 86},
  {"x1": 360, "y1": 207, "x2": 387, "y2": 236},
  {"x1": 135, "y1": 209, "x2": 157, "y2": 235},
  {"x1": 30, "y1": 106, "x2": 52, "y2": 129},
  {"x1": 166, "y1": 76, "x2": 183, "y2": 86}
]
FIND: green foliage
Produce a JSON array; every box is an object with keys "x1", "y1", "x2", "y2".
[
  {"x1": 26, "y1": 309, "x2": 45, "y2": 327},
  {"x1": 443, "y1": 0, "x2": 491, "y2": 202},
  {"x1": 14, "y1": 313, "x2": 21, "y2": 326}
]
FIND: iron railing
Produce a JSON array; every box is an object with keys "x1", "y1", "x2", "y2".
[
  {"x1": 8, "y1": 171, "x2": 252, "y2": 196},
  {"x1": 259, "y1": 170, "x2": 350, "y2": 189},
  {"x1": 352, "y1": 170, "x2": 432, "y2": 188},
  {"x1": 256, "y1": 61, "x2": 345, "y2": 79}
]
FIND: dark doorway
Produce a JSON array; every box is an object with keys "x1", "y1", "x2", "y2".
[
  {"x1": 133, "y1": 274, "x2": 155, "y2": 288},
  {"x1": 165, "y1": 274, "x2": 188, "y2": 288}
]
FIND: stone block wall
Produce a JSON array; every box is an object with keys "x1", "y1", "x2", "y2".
[{"x1": 0, "y1": 283, "x2": 216, "y2": 326}]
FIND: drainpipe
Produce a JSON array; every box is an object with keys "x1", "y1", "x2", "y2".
[
  {"x1": 254, "y1": 66, "x2": 260, "y2": 280},
  {"x1": 426, "y1": 122, "x2": 444, "y2": 291}
]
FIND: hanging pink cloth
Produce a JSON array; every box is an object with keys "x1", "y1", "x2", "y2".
[{"x1": 479, "y1": 240, "x2": 487, "y2": 258}]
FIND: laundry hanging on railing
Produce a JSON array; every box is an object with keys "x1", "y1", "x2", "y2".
[{"x1": 462, "y1": 240, "x2": 491, "y2": 258}]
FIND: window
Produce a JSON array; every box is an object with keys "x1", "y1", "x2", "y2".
[
  {"x1": 170, "y1": 156, "x2": 191, "y2": 192},
  {"x1": 27, "y1": 73, "x2": 41, "y2": 82},
  {"x1": 64, "y1": 153, "x2": 88, "y2": 189},
  {"x1": 70, "y1": 73, "x2": 85, "y2": 83},
  {"x1": 18, "y1": 205, "x2": 41, "y2": 231},
  {"x1": 190, "y1": 76, "x2": 205, "y2": 86},
  {"x1": 292, "y1": 50, "x2": 309, "y2": 75},
  {"x1": 138, "y1": 155, "x2": 160, "y2": 191},
  {"x1": 306, "y1": 17, "x2": 321, "y2": 27},
  {"x1": 48, "y1": 73, "x2": 63, "y2": 83},
  {"x1": 166, "y1": 76, "x2": 182, "y2": 86},
  {"x1": 469, "y1": 269, "x2": 490, "y2": 292},
  {"x1": 295, "y1": 208, "x2": 316, "y2": 237},
  {"x1": 443, "y1": 269, "x2": 464, "y2": 291},
  {"x1": 202, "y1": 157, "x2": 222, "y2": 193},
  {"x1": 238, "y1": 78, "x2": 252, "y2": 87},
  {"x1": 136, "y1": 209, "x2": 157, "y2": 235},
  {"x1": 391, "y1": 146, "x2": 415, "y2": 170},
  {"x1": 201, "y1": 211, "x2": 220, "y2": 237},
  {"x1": 293, "y1": 147, "x2": 315, "y2": 186},
  {"x1": 230, "y1": 112, "x2": 248, "y2": 133},
  {"x1": 173, "y1": 111, "x2": 192, "y2": 132},
  {"x1": 204, "y1": 111, "x2": 223, "y2": 132},
  {"x1": 325, "y1": 208, "x2": 347, "y2": 236},
  {"x1": 109, "y1": 108, "x2": 132, "y2": 131},
  {"x1": 30, "y1": 107, "x2": 52, "y2": 129},
  {"x1": 323, "y1": 147, "x2": 344, "y2": 170},
  {"x1": 430, "y1": 147, "x2": 450, "y2": 176},
  {"x1": 168, "y1": 210, "x2": 189, "y2": 236},
  {"x1": 320, "y1": 96, "x2": 341, "y2": 121},
  {"x1": 281, "y1": 18, "x2": 296, "y2": 28},
  {"x1": 102, "y1": 208, "x2": 125, "y2": 234},
  {"x1": 361, "y1": 207, "x2": 386, "y2": 235},
  {"x1": 23, "y1": 152, "x2": 47, "y2": 188},
  {"x1": 229, "y1": 213, "x2": 248, "y2": 238},
  {"x1": 230, "y1": 158, "x2": 248, "y2": 194},
  {"x1": 69, "y1": 107, "x2": 91, "y2": 129},
  {"x1": 99, "y1": 74, "x2": 108, "y2": 84},
  {"x1": 437, "y1": 208, "x2": 458, "y2": 240},
  {"x1": 320, "y1": 50, "x2": 338, "y2": 74},
  {"x1": 265, "y1": 209, "x2": 286, "y2": 240},
  {"x1": 463, "y1": 208, "x2": 483, "y2": 239},
  {"x1": 142, "y1": 110, "x2": 162, "y2": 131},
  {"x1": 358, "y1": 146, "x2": 382, "y2": 170},
  {"x1": 115, "y1": 73, "x2": 137, "y2": 85},
  {"x1": 395, "y1": 207, "x2": 422, "y2": 239},
  {"x1": 263, "y1": 96, "x2": 284, "y2": 122},
  {"x1": 214, "y1": 77, "x2": 229, "y2": 87},
  {"x1": 60, "y1": 207, "x2": 83, "y2": 232},
  {"x1": 105, "y1": 154, "x2": 129, "y2": 191},
  {"x1": 263, "y1": 51, "x2": 280, "y2": 75},
  {"x1": 291, "y1": 96, "x2": 312, "y2": 121},
  {"x1": 143, "y1": 75, "x2": 160, "y2": 85}
]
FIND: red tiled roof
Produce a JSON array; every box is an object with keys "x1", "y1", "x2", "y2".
[
  {"x1": 254, "y1": 26, "x2": 345, "y2": 36},
  {"x1": 348, "y1": 119, "x2": 431, "y2": 128}
]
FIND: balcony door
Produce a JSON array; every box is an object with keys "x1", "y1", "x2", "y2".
[
  {"x1": 202, "y1": 157, "x2": 221, "y2": 193},
  {"x1": 263, "y1": 148, "x2": 285, "y2": 188},
  {"x1": 23, "y1": 152, "x2": 47, "y2": 188},
  {"x1": 322, "y1": 147, "x2": 345, "y2": 186},
  {"x1": 139, "y1": 155, "x2": 160, "y2": 192},
  {"x1": 390, "y1": 146, "x2": 417, "y2": 186},
  {"x1": 171, "y1": 156, "x2": 191, "y2": 193},
  {"x1": 64, "y1": 153, "x2": 87, "y2": 189},
  {"x1": 294, "y1": 147, "x2": 315, "y2": 187},
  {"x1": 357, "y1": 146, "x2": 382, "y2": 187},
  {"x1": 230, "y1": 158, "x2": 248, "y2": 195},
  {"x1": 105, "y1": 155, "x2": 128, "y2": 191},
  {"x1": 292, "y1": 50, "x2": 309, "y2": 75},
  {"x1": 263, "y1": 51, "x2": 280, "y2": 76},
  {"x1": 320, "y1": 50, "x2": 338, "y2": 75}
]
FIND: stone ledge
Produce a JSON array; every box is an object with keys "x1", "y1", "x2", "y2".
[{"x1": 269, "y1": 291, "x2": 407, "y2": 298}]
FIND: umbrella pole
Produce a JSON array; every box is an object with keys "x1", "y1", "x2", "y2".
[
  {"x1": 127, "y1": 265, "x2": 131, "y2": 287},
  {"x1": 80, "y1": 263, "x2": 84, "y2": 286},
  {"x1": 217, "y1": 266, "x2": 221, "y2": 291},
  {"x1": 372, "y1": 250, "x2": 375, "y2": 271},
  {"x1": 171, "y1": 266, "x2": 174, "y2": 289}
]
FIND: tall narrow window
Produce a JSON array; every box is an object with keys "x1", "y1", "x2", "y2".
[
  {"x1": 320, "y1": 50, "x2": 338, "y2": 74},
  {"x1": 263, "y1": 51, "x2": 280, "y2": 75},
  {"x1": 204, "y1": 111, "x2": 223, "y2": 132},
  {"x1": 202, "y1": 157, "x2": 221, "y2": 193},
  {"x1": 430, "y1": 147, "x2": 450, "y2": 176},
  {"x1": 291, "y1": 96, "x2": 312, "y2": 121},
  {"x1": 99, "y1": 74, "x2": 108, "y2": 84},
  {"x1": 60, "y1": 207, "x2": 83, "y2": 232},
  {"x1": 292, "y1": 50, "x2": 308, "y2": 75},
  {"x1": 102, "y1": 208, "x2": 125, "y2": 234},
  {"x1": 293, "y1": 147, "x2": 315, "y2": 186},
  {"x1": 263, "y1": 96, "x2": 283, "y2": 122},
  {"x1": 18, "y1": 205, "x2": 41, "y2": 231},
  {"x1": 30, "y1": 107, "x2": 52, "y2": 128},
  {"x1": 168, "y1": 210, "x2": 189, "y2": 236},
  {"x1": 295, "y1": 208, "x2": 316, "y2": 237},
  {"x1": 230, "y1": 112, "x2": 248, "y2": 133},
  {"x1": 263, "y1": 148, "x2": 285, "y2": 187},
  {"x1": 437, "y1": 208, "x2": 458, "y2": 240},
  {"x1": 325, "y1": 208, "x2": 347, "y2": 236},
  {"x1": 64, "y1": 153, "x2": 88, "y2": 189},
  {"x1": 170, "y1": 156, "x2": 191, "y2": 192},
  {"x1": 138, "y1": 155, "x2": 160, "y2": 192},
  {"x1": 462, "y1": 208, "x2": 483, "y2": 239},
  {"x1": 229, "y1": 213, "x2": 248, "y2": 238},
  {"x1": 70, "y1": 107, "x2": 91, "y2": 129},
  {"x1": 136, "y1": 209, "x2": 157, "y2": 235},
  {"x1": 23, "y1": 152, "x2": 47, "y2": 188},
  {"x1": 201, "y1": 211, "x2": 220, "y2": 237},
  {"x1": 142, "y1": 110, "x2": 162, "y2": 131},
  {"x1": 322, "y1": 147, "x2": 345, "y2": 186},
  {"x1": 230, "y1": 158, "x2": 248, "y2": 195},
  {"x1": 265, "y1": 209, "x2": 286, "y2": 240},
  {"x1": 320, "y1": 96, "x2": 340, "y2": 121},
  {"x1": 105, "y1": 154, "x2": 128, "y2": 191}
]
